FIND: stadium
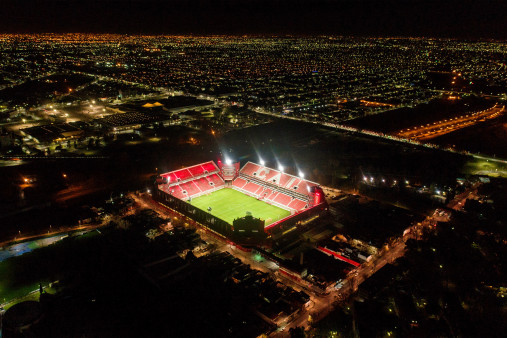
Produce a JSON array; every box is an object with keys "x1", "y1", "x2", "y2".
[{"x1": 153, "y1": 160, "x2": 327, "y2": 244}]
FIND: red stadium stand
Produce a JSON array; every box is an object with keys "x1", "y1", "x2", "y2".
[
  {"x1": 284, "y1": 177, "x2": 301, "y2": 190},
  {"x1": 263, "y1": 170, "x2": 279, "y2": 183},
  {"x1": 209, "y1": 174, "x2": 225, "y2": 188},
  {"x1": 295, "y1": 181, "x2": 316, "y2": 195},
  {"x1": 188, "y1": 165, "x2": 204, "y2": 177},
  {"x1": 201, "y1": 162, "x2": 217, "y2": 173},
  {"x1": 260, "y1": 188, "x2": 272, "y2": 199},
  {"x1": 169, "y1": 185, "x2": 186, "y2": 200},
  {"x1": 274, "y1": 193, "x2": 292, "y2": 206},
  {"x1": 156, "y1": 161, "x2": 327, "y2": 237},
  {"x1": 180, "y1": 181, "x2": 200, "y2": 196},
  {"x1": 266, "y1": 191, "x2": 279, "y2": 201},
  {"x1": 254, "y1": 186, "x2": 264, "y2": 196},
  {"x1": 159, "y1": 172, "x2": 225, "y2": 200},
  {"x1": 159, "y1": 161, "x2": 319, "y2": 212},
  {"x1": 288, "y1": 199, "x2": 307, "y2": 210},
  {"x1": 162, "y1": 161, "x2": 219, "y2": 184},
  {"x1": 243, "y1": 182, "x2": 262, "y2": 195},
  {"x1": 165, "y1": 172, "x2": 178, "y2": 183},
  {"x1": 173, "y1": 168, "x2": 193, "y2": 181},
  {"x1": 233, "y1": 177, "x2": 248, "y2": 189},
  {"x1": 195, "y1": 177, "x2": 213, "y2": 193},
  {"x1": 241, "y1": 162, "x2": 260, "y2": 176}
]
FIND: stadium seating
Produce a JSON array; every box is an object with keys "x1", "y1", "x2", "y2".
[
  {"x1": 158, "y1": 161, "x2": 315, "y2": 212},
  {"x1": 169, "y1": 185, "x2": 186, "y2": 200},
  {"x1": 201, "y1": 162, "x2": 217, "y2": 172},
  {"x1": 260, "y1": 188, "x2": 272, "y2": 199},
  {"x1": 195, "y1": 177, "x2": 214, "y2": 193},
  {"x1": 295, "y1": 181, "x2": 316, "y2": 195},
  {"x1": 274, "y1": 193, "x2": 292, "y2": 206},
  {"x1": 288, "y1": 199, "x2": 307, "y2": 210},
  {"x1": 265, "y1": 191, "x2": 279, "y2": 201},
  {"x1": 173, "y1": 169, "x2": 193, "y2": 181},
  {"x1": 188, "y1": 165, "x2": 205, "y2": 177},
  {"x1": 159, "y1": 169, "x2": 225, "y2": 200},
  {"x1": 238, "y1": 162, "x2": 317, "y2": 193},
  {"x1": 243, "y1": 182, "x2": 262, "y2": 195},
  {"x1": 208, "y1": 174, "x2": 225, "y2": 188},
  {"x1": 284, "y1": 177, "x2": 301, "y2": 190},
  {"x1": 162, "y1": 161, "x2": 219, "y2": 184},
  {"x1": 235, "y1": 161, "x2": 319, "y2": 211},
  {"x1": 180, "y1": 181, "x2": 200, "y2": 196},
  {"x1": 240, "y1": 162, "x2": 260, "y2": 176},
  {"x1": 254, "y1": 186, "x2": 264, "y2": 196},
  {"x1": 233, "y1": 177, "x2": 248, "y2": 189}
]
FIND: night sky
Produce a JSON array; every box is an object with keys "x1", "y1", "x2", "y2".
[{"x1": 1, "y1": 0, "x2": 506, "y2": 38}]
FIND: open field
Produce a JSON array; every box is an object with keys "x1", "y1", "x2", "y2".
[{"x1": 190, "y1": 188, "x2": 291, "y2": 225}]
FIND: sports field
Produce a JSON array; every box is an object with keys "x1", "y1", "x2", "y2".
[{"x1": 190, "y1": 188, "x2": 291, "y2": 225}]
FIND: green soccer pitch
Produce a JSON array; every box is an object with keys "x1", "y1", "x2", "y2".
[{"x1": 190, "y1": 188, "x2": 291, "y2": 225}]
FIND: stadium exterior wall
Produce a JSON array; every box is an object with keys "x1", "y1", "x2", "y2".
[
  {"x1": 155, "y1": 188, "x2": 232, "y2": 238},
  {"x1": 155, "y1": 186, "x2": 328, "y2": 241},
  {"x1": 264, "y1": 202, "x2": 328, "y2": 235}
]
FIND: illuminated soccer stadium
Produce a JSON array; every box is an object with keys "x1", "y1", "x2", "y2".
[{"x1": 154, "y1": 160, "x2": 327, "y2": 242}]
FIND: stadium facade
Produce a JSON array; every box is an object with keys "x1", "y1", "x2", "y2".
[{"x1": 154, "y1": 160, "x2": 328, "y2": 244}]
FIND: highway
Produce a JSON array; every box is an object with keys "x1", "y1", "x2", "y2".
[
  {"x1": 396, "y1": 105, "x2": 505, "y2": 141},
  {"x1": 252, "y1": 107, "x2": 507, "y2": 165}
]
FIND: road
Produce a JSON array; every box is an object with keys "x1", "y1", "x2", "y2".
[
  {"x1": 252, "y1": 107, "x2": 507, "y2": 165},
  {"x1": 396, "y1": 105, "x2": 505, "y2": 141},
  {"x1": 132, "y1": 181, "x2": 479, "y2": 336}
]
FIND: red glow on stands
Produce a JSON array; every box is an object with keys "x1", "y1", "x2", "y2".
[{"x1": 318, "y1": 246, "x2": 360, "y2": 267}]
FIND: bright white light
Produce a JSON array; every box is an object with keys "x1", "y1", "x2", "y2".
[
  {"x1": 259, "y1": 159, "x2": 265, "y2": 166},
  {"x1": 363, "y1": 176, "x2": 368, "y2": 181},
  {"x1": 299, "y1": 172, "x2": 305, "y2": 178},
  {"x1": 278, "y1": 165, "x2": 284, "y2": 172},
  {"x1": 147, "y1": 189, "x2": 151, "y2": 194},
  {"x1": 225, "y1": 158, "x2": 232, "y2": 165}
]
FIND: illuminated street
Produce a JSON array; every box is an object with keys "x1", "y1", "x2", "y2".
[{"x1": 0, "y1": 4, "x2": 506, "y2": 335}]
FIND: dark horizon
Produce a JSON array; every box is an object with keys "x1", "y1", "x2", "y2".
[{"x1": 1, "y1": 0, "x2": 506, "y2": 39}]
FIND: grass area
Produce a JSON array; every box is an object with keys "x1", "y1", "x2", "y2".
[
  {"x1": 463, "y1": 158, "x2": 507, "y2": 178},
  {"x1": 0, "y1": 231, "x2": 99, "y2": 305},
  {"x1": 190, "y1": 188, "x2": 291, "y2": 225},
  {"x1": 3, "y1": 285, "x2": 56, "y2": 310}
]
